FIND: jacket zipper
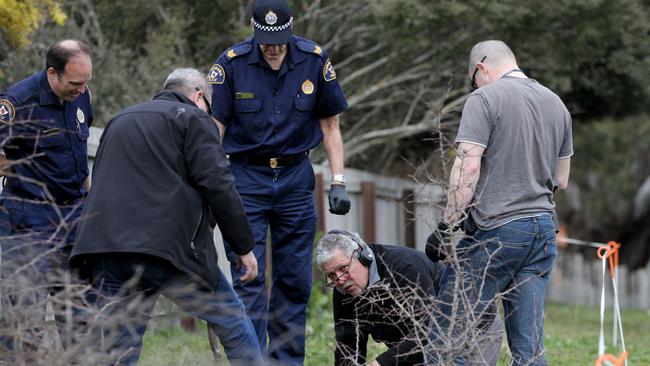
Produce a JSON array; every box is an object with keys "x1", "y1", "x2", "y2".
[{"x1": 190, "y1": 210, "x2": 203, "y2": 259}]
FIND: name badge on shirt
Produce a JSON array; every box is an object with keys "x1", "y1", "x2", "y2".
[
  {"x1": 42, "y1": 128, "x2": 60, "y2": 137},
  {"x1": 235, "y1": 92, "x2": 255, "y2": 99}
]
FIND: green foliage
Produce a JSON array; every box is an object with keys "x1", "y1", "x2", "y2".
[
  {"x1": 305, "y1": 286, "x2": 336, "y2": 365},
  {"x1": 0, "y1": 0, "x2": 66, "y2": 48},
  {"x1": 2, "y1": 0, "x2": 649, "y2": 128},
  {"x1": 556, "y1": 116, "x2": 650, "y2": 241},
  {"x1": 369, "y1": 0, "x2": 650, "y2": 118},
  {"x1": 306, "y1": 272, "x2": 387, "y2": 364}
]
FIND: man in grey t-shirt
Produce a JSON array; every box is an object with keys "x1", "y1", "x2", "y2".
[{"x1": 425, "y1": 40, "x2": 572, "y2": 366}]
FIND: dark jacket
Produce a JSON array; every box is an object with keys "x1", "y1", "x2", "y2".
[
  {"x1": 333, "y1": 244, "x2": 440, "y2": 366},
  {"x1": 70, "y1": 90, "x2": 254, "y2": 288}
]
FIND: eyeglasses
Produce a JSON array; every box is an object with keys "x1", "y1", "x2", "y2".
[
  {"x1": 324, "y1": 250, "x2": 358, "y2": 288},
  {"x1": 195, "y1": 88, "x2": 213, "y2": 115},
  {"x1": 471, "y1": 56, "x2": 487, "y2": 90}
]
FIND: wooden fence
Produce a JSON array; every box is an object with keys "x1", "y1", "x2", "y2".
[{"x1": 547, "y1": 247, "x2": 650, "y2": 309}]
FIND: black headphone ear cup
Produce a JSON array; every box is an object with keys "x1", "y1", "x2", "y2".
[
  {"x1": 357, "y1": 245, "x2": 374, "y2": 266},
  {"x1": 327, "y1": 229, "x2": 373, "y2": 266}
]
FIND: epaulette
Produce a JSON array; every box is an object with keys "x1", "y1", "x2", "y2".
[
  {"x1": 224, "y1": 44, "x2": 252, "y2": 61},
  {"x1": 296, "y1": 40, "x2": 325, "y2": 57},
  {"x1": 8, "y1": 85, "x2": 38, "y2": 106}
]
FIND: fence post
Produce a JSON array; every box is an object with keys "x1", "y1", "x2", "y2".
[
  {"x1": 403, "y1": 189, "x2": 415, "y2": 248},
  {"x1": 314, "y1": 173, "x2": 325, "y2": 233},
  {"x1": 361, "y1": 181, "x2": 376, "y2": 243}
]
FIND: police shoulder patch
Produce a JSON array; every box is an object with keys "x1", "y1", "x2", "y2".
[
  {"x1": 208, "y1": 64, "x2": 226, "y2": 85},
  {"x1": 296, "y1": 40, "x2": 324, "y2": 57},
  {"x1": 0, "y1": 99, "x2": 16, "y2": 124},
  {"x1": 225, "y1": 44, "x2": 252, "y2": 60},
  {"x1": 323, "y1": 58, "x2": 337, "y2": 81}
]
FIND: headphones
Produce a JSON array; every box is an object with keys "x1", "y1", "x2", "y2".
[{"x1": 327, "y1": 229, "x2": 374, "y2": 266}]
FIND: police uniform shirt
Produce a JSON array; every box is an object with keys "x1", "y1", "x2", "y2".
[
  {"x1": 209, "y1": 35, "x2": 348, "y2": 157},
  {"x1": 0, "y1": 70, "x2": 94, "y2": 201}
]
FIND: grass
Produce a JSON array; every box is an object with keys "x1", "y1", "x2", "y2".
[
  {"x1": 139, "y1": 286, "x2": 650, "y2": 365},
  {"x1": 540, "y1": 302, "x2": 650, "y2": 365}
]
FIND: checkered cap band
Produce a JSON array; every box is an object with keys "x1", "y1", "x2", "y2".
[{"x1": 251, "y1": 16, "x2": 293, "y2": 32}]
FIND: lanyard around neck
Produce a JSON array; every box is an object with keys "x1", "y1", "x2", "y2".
[{"x1": 502, "y1": 68, "x2": 524, "y2": 78}]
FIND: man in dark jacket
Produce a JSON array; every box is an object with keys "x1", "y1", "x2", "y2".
[
  {"x1": 70, "y1": 68, "x2": 262, "y2": 365},
  {"x1": 316, "y1": 230, "x2": 502, "y2": 366}
]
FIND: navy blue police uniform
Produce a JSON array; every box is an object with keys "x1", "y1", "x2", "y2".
[
  {"x1": 210, "y1": 35, "x2": 347, "y2": 364},
  {"x1": 0, "y1": 70, "x2": 93, "y2": 276}
]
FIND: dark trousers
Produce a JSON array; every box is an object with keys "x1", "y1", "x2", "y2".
[
  {"x1": 86, "y1": 253, "x2": 263, "y2": 366},
  {"x1": 0, "y1": 190, "x2": 84, "y2": 356},
  {"x1": 225, "y1": 158, "x2": 317, "y2": 366}
]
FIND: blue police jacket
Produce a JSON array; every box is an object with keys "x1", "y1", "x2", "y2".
[
  {"x1": 0, "y1": 70, "x2": 94, "y2": 201},
  {"x1": 209, "y1": 35, "x2": 348, "y2": 157}
]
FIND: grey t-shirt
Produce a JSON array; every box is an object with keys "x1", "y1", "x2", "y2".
[{"x1": 456, "y1": 76, "x2": 573, "y2": 230}]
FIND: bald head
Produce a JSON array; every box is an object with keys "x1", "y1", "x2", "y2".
[
  {"x1": 45, "y1": 39, "x2": 92, "y2": 102},
  {"x1": 469, "y1": 40, "x2": 517, "y2": 74},
  {"x1": 46, "y1": 39, "x2": 92, "y2": 75}
]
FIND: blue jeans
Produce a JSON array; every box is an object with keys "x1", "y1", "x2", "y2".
[
  {"x1": 427, "y1": 215, "x2": 557, "y2": 366},
  {"x1": 86, "y1": 253, "x2": 263, "y2": 366},
  {"x1": 225, "y1": 158, "x2": 316, "y2": 366}
]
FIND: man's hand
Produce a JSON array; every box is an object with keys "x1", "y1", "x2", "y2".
[
  {"x1": 328, "y1": 184, "x2": 350, "y2": 215},
  {"x1": 425, "y1": 222, "x2": 451, "y2": 262},
  {"x1": 368, "y1": 360, "x2": 381, "y2": 366},
  {"x1": 237, "y1": 251, "x2": 258, "y2": 283}
]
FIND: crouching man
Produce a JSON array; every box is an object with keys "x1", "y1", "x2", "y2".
[
  {"x1": 70, "y1": 68, "x2": 263, "y2": 365},
  {"x1": 316, "y1": 230, "x2": 502, "y2": 366}
]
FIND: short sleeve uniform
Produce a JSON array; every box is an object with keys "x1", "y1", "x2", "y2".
[
  {"x1": 0, "y1": 71, "x2": 94, "y2": 201},
  {"x1": 209, "y1": 36, "x2": 348, "y2": 157}
]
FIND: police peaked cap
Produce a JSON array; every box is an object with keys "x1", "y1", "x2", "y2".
[{"x1": 251, "y1": 0, "x2": 293, "y2": 45}]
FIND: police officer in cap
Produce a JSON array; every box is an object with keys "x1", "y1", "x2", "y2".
[
  {"x1": 0, "y1": 39, "x2": 93, "y2": 350},
  {"x1": 208, "y1": 0, "x2": 350, "y2": 364}
]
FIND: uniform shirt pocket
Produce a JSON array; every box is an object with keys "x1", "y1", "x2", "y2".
[
  {"x1": 233, "y1": 98, "x2": 265, "y2": 143},
  {"x1": 77, "y1": 122, "x2": 89, "y2": 141},
  {"x1": 294, "y1": 96, "x2": 315, "y2": 112},
  {"x1": 37, "y1": 128, "x2": 66, "y2": 148},
  {"x1": 234, "y1": 99, "x2": 262, "y2": 113}
]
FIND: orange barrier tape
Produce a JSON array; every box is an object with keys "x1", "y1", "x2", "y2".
[
  {"x1": 594, "y1": 351, "x2": 628, "y2": 366},
  {"x1": 596, "y1": 241, "x2": 621, "y2": 279}
]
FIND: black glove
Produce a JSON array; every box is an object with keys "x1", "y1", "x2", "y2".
[
  {"x1": 328, "y1": 184, "x2": 351, "y2": 215},
  {"x1": 425, "y1": 222, "x2": 450, "y2": 262}
]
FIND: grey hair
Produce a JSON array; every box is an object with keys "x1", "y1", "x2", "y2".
[
  {"x1": 468, "y1": 40, "x2": 517, "y2": 72},
  {"x1": 315, "y1": 231, "x2": 366, "y2": 269},
  {"x1": 163, "y1": 68, "x2": 212, "y2": 102}
]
